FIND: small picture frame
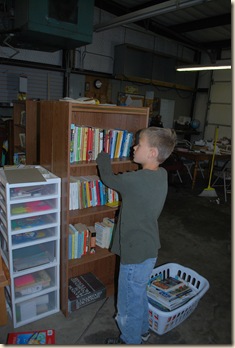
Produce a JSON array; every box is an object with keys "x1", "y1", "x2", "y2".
[
  {"x1": 19, "y1": 133, "x2": 26, "y2": 148},
  {"x1": 20, "y1": 111, "x2": 26, "y2": 126}
]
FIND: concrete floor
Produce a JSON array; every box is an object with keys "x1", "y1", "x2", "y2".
[{"x1": 0, "y1": 174, "x2": 232, "y2": 345}]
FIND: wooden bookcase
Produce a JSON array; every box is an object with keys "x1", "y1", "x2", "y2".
[
  {"x1": 39, "y1": 101, "x2": 149, "y2": 317},
  {"x1": 12, "y1": 100, "x2": 40, "y2": 165}
]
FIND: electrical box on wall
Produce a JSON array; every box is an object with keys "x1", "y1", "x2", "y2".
[{"x1": 3, "y1": 0, "x2": 94, "y2": 51}]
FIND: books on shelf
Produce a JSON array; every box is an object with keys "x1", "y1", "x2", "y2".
[
  {"x1": 95, "y1": 217, "x2": 115, "y2": 249},
  {"x1": 68, "y1": 223, "x2": 90, "y2": 259},
  {"x1": 7, "y1": 329, "x2": 55, "y2": 344},
  {"x1": 147, "y1": 275, "x2": 197, "y2": 311},
  {"x1": 69, "y1": 175, "x2": 119, "y2": 211},
  {"x1": 68, "y1": 218, "x2": 115, "y2": 259},
  {"x1": 70, "y1": 123, "x2": 75, "y2": 163},
  {"x1": 87, "y1": 226, "x2": 96, "y2": 254},
  {"x1": 74, "y1": 223, "x2": 90, "y2": 256},
  {"x1": 69, "y1": 125, "x2": 134, "y2": 163},
  {"x1": 68, "y1": 272, "x2": 106, "y2": 313}
]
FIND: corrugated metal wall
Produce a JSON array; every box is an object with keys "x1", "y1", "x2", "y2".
[{"x1": 0, "y1": 65, "x2": 64, "y2": 103}]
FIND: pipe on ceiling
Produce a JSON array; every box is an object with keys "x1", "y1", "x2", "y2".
[{"x1": 94, "y1": 0, "x2": 211, "y2": 32}]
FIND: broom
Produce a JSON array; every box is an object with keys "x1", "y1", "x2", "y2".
[{"x1": 199, "y1": 126, "x2": 219, "y2": 198}]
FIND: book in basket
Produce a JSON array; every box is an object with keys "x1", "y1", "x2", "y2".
[
  {"x1": 150, "y1": 276, "x2": 184, "y2": 291},
  {"x1": 68, "y1": 272, "x2": 106, "y2": 312},
  {"x1": 147, "y1": 276, "x2": 197, "y2": 311}
]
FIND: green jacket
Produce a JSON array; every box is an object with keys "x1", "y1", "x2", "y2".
[{"x1": 96, "y1": 151, "x2": 168, "y2": 264}]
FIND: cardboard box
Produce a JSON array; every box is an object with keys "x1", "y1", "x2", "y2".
[
  {"x1": 68, "y1": 272, "x2": 106, "y2": 312},
  {"x1": 4, "y1": 167, "x2": 46, "y2": 184}
]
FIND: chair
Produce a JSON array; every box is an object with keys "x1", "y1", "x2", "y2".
[
  {"x1": 175, "y1": 139, "x2": 206, "y2": 180},
  {"x1": 182, "y1": 159, "x2": 206, "y2": 180},
  {"x1": 212, "y1": 160, "x2": 231, "y2": 202},
  {"x1": 161, "y1": 153, "x2": 184, "y2": 183}
]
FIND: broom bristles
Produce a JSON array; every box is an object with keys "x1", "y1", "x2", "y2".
[
  {"x1": 198, "y1": 126, "x2": 219, "y2": 198},
  {"x1": 199, "y1": 187, "x2": 218, "y2": 197}
]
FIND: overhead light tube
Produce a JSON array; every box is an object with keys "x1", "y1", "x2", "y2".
[{"x1": 176, "y1": 63, "x2": 231, "y2": 71}]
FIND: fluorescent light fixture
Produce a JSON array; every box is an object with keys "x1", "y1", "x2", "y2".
[{"x1": 176, "y1": 62, "x2": 231, "y2": 71}]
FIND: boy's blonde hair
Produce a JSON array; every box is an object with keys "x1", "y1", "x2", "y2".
[{"x1": 140, "y1": 127, "x2": 177, "y2": 164}]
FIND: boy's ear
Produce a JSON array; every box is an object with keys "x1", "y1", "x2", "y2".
[{"x1": 151, "y1": 147, "x2": 158, "y2": 159}]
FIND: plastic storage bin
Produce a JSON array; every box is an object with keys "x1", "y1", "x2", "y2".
[{"x1": 148, "y1": 263, "x2": 210, "y2": 335}]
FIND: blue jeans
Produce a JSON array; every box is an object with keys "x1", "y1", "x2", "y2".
[{"x1": 115, "y1": 258, "x2": 157, "y2": 344}]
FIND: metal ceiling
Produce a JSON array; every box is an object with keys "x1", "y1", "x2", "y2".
[{"x1": 94, "y1": 0, "x2": 231, "y2": 59}]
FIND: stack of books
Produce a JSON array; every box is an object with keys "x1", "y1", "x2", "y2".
[
  {"x1": 68, "y1": 217, "x2": 115, "y2": 259},
  {"x1": 147, "y1": 275, "x2": 196, "y2": 311}
]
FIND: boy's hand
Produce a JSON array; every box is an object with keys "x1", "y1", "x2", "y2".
[{"x1": 96, "y1": 151, "x2": 110, "y2": 165}]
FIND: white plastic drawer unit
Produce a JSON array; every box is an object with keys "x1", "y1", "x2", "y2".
[
  {"x1": 14, "y1": 266, "x2": 57, "y2": 300},
  {"x1": 15, "y1": 291, "x2": 58, "y2": 325},
  {"x1": 0, "y1": 166, "x2": 61, "y2": 328},
  {"x1": 12, "y1": 241, "x2": 56, "y2": 272}
]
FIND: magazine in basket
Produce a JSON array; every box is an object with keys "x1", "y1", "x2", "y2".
[{"x1": 147, "y1": 275, "x2": 197, "y2": 311}]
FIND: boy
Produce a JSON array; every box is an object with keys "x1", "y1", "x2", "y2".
[{"x1": 96, "y1": 127, "x2": 177, "y2": 344}]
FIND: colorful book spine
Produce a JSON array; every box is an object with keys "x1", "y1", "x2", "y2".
[
  {"x1": 86, "y1": 127, "x2": 94, "y2": 161},
  {"x1": 114, "y1": 130, "x2": 124, "y2": 158},
  {"x1": 70, "y1": 123, "x2": 75, "y2": 163},
  {"x1": 76, "y1": 126, "x2": 82, "y2": 162},
  {"x1": 99, "y1": 129, "x2": 104, "y2": 153},
  {"x1": 110, "y1": 129, "x2": 118, "y2": 159}
]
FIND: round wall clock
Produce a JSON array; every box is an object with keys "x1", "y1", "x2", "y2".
[{"x1": 94, "y1": 79, "x2": 102, "y2": 89}]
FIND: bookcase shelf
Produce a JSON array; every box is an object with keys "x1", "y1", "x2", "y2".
[
  {"x1": 39, "y1": 101, "x2": 149, "y2": 317},
  {"x1": 69, "y1": 246, "x2": 112, "y2": 266}
]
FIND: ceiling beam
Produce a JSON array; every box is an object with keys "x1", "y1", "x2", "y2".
[
  {"x1": 94, "y1": 0, "x2": 230, "y2": 53},
  {"x1": 94, "y1": 0, "x2": 127, "y2": 16},
  {"x1": 169, "y1": 13, "x2": 231, "y2": 32},
  {"x1": 94, "y1": 0, "x2": 211, "y2": 32}
]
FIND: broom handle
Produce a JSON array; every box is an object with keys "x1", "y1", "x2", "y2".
[{"x1": 208, "y1": 126, "x2": 219, "y2": 188}]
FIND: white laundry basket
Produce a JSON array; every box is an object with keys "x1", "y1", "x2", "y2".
[{"x1": 148, "y1": 263, "x2": 210, "y2": 335}]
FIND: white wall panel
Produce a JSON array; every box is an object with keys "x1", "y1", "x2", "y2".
[
  {"x1": 210, "y1": 82, "x2": 231, "y2": 104},
  {"x1": 207, "y1": 104, "x2": 231, "y2": 125},
  {"x1": 192, "y1": 92, "x2": 209, "y2": 140},
  {"x1": 213, "y1": 69, "x2": 231, "y2": 82},
  {"x1": 204, "y1": 124, "x2": 231, "y2": 140},
  {"x1": 204, "y1": 69, "x2": 232, "y2": 140}
]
